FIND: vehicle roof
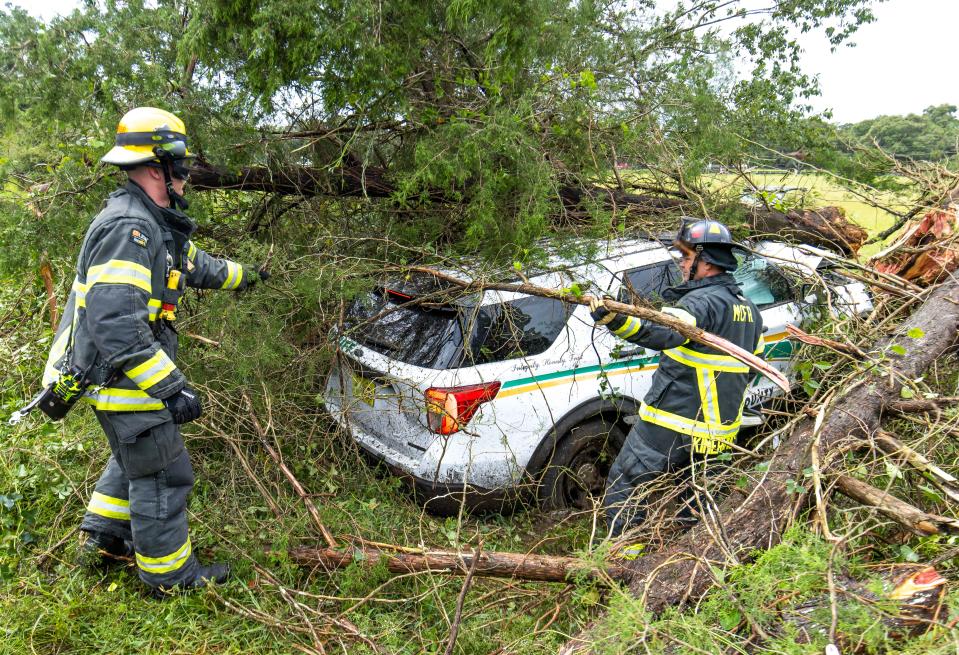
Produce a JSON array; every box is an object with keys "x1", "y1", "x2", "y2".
[{"x1": 751, "y1": 240, "x2": 839, "y2": 275}]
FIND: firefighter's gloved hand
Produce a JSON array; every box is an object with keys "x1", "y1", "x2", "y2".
[
  {"x1": 589, "y1": 297, "x2": 616, "y2": 326},
  {"x1": 164, "y1": 386, "x2": 202, "y2": 425},
  {"x1": 244, "y1": 264, "x2": 270, "y2": 285}
]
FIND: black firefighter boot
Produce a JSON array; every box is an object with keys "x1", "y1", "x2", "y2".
[{"x1": 80, "y1": 530, "x2": 135, "y2": 568}]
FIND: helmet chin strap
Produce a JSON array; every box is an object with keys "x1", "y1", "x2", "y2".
[
  {"x1": 690, "y1": 245, "x2": 703, "y2": 281},
  {"x1": 153, "y1": 148, "x2": 189, "y2": 211}
]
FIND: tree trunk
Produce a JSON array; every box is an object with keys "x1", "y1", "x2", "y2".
[
  {"x1": 561, "y1": 275, "x2": 959, "y2": 653},
  {"x1": 289, "y1": 545, "x2": 630, "y2": 584},
  {"x1": 189, "y1": 161, "x2": 862, "y2": 253},
  {"x1": 743, "y1": 205, "x2": 867, "y2": 255}
]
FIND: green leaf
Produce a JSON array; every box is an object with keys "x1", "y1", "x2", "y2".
[
  {"x1": 900, "y1": 387, "x2": 915, "y2": 399},
  {"x1": 885, "y1": 460, "x2": 903, "y2": 480},
  {"x1": 899, "y1": 544, "x2": 920, "y2": 562},
  {"x1": 907, "y1": 327, "x2": 925, "y2": 339},
  {"x1": 719, "y1": 608, "x2": 742, "y2": 631},
  {"x1": 890, "y1": 344, "x2": 907, "y2": 356}
]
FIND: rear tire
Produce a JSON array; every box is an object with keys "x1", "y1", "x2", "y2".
[{"x1": 537, "y1": 418, "x2": 626, "y2": 511}]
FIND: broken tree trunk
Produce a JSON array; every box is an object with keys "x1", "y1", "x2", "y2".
[
  {"x1": 561, "y1": 275, "x2": 959, "y2": 654},
  {"x1": 290, "y1": 544, "x2": 630, "y2": 584},
  {"x1": 872, "y1": 185, "x2": 959, "y2": 285},
  {"x1": 744, "y1": 205, "x2": 867, "y2": 256},
  {"x1": 189, "y1": 160, "x2": 861, "y2": 253}
]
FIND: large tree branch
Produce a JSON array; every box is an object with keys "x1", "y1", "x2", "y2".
[
  {"x1": 411, "y1": 267, "x2": 789, "y2": 391},
  {"x1": 290, "y1": 544, "x2": 630, "y2": 584}
]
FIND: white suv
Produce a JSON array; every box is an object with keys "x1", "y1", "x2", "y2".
[{"x1": 323, "y1": 238, "x2": 871, "y2": 514}]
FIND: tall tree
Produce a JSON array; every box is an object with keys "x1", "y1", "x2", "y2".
[{"x1": 0, "y1": 0, "x2": 885, "y2": 264}]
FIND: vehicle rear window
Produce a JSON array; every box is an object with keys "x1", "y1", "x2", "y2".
[
  {"x1": 345, "y1": 287, "x2": 572, "y2": 369},
  {"x1": 472, "y1": 297, "x2": 572, "y2": 365},
  {"x1": 618, "y1": 261, "x2": 682, "y2": 303}
]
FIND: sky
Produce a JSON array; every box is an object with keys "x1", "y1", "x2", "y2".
[{"x1": 13, "y1": 0, "x2": 959, "y2": 124}]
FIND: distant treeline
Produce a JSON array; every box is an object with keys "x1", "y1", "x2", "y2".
[{"x1": 841, "y1": 104, "x2": 959, "y2": 162}]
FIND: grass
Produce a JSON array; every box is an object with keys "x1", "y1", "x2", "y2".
[{"x1": 0, "y1": 172, "x2": 953, "y2": 654}]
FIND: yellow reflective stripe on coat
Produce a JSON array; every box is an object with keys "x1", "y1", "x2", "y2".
[
  {"x1": 612, "y1": 315, "x2": 642, "y2": 339},
  {"x1": 638, "y1": 402, "x2": 740, "y2": 454},
  {"x1": 221, "y1": 261, "x2": 243, "y2": 290},
  {"x1": 125, "y1": 350, "x2": 177, "y2": 391},
  {"x1": 72, "y1": 278, "x2": 88, "y2": 307},
  {"x1": 83, "y1": 387, "x2": 165, "y2": 411},
  {"x1": 663, "y1": 345, "x2": 750, "y2": 373},
  {"x1": 77, "y1": 277, "x2": 161, "y2": 321},
  {"x1": 42, "y1": 327, "x2": 72, "y2": 386},
  {"x1": 87, "y1": 491, "x2": 130, "y2": 521},
  {"x1": 696, "y1": 368, "x2": 722, "y2": 425},
  {"x1": 136, "y1": 539, "x2": 192, "y2": 574},
  {"x1": 187, "y1": 241, "x2": 197, "y2": 261},
  {"x1": 86, "y1": 259, "x2": 152, "y2": 293}
]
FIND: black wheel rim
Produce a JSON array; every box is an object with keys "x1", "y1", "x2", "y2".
[{"x1": 561, "y1": 436, "x2": 613, "y2": 509}]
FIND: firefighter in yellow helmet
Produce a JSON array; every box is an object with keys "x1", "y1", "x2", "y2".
[{"x1": 42, "y1": 107, "x2": 268, "y2": 595}]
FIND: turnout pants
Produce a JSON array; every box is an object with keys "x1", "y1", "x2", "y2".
[
  {"x1": 80, "y1": 412, "x2": 199, "y2": 588},
  {"x1": 604, "y1": 417, "x2": 725, "y2": 537}
]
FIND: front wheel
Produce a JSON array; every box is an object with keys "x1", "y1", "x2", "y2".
[{"x1": 537, "y1": 418, "x2": 626, "y2": 510}]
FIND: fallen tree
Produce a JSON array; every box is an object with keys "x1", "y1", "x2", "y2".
[
  {"x1": 744, "y1": 205, "x2": 867, "y2": 255},
  {"x1": 188, "y1": 159, "x2": 863, "y2": 253},
  {"x1": 872, "y1": 185, "x2": 959, "y2": 285},
  {"x1": 409, "y1": 267, "x2": 789, "y2": 391}
]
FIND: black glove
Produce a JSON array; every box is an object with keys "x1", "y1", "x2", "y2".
[
  {"x1": 244, "y1": 264, "x2": 270, "y2": 284},
  {"x1": 163, "y1": 386, "x2": 203, "y2": 425}
]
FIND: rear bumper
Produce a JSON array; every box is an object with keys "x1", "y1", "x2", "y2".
[{"x1": 355, "y1": 444, "x2": 511, "y2": 515}]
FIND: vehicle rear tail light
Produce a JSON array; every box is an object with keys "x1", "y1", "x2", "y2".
[{"x1": 425, "y1": 382, "x2": 501, "y2": 435}]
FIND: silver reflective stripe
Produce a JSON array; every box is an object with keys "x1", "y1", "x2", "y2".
[
  {"x1": 125, "y1": 350, "x2": 176, "y2": 391},
  {"x1": 136, "y1": 539, "x2": 192, "y2": 574},
  {"x1": 87, "y1": 491, "x2": 130, "y2": 521},
  {"x1": 613, "y1": 316, "x2": 642, "y2": 339},
  {"x1": 87, "y1": 259, "x2": 152, "y2": 293},
  {"x1": 83, "y1": 388, "x2": 165, "y2": 411}
]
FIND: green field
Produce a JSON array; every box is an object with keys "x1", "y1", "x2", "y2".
[{"x1": 712, "y1": 171, "x2": 914, "y2": 257}]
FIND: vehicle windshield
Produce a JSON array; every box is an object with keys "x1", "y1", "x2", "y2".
[{"x1": 733, "y1": 254, "x2": 793, "y2": 308}]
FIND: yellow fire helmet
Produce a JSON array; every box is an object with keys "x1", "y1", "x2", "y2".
[{"x1": 101, "y1": 107, "x2": 193, "y2": 167}]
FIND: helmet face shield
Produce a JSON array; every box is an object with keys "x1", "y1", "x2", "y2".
[
  {"x1": 155, "y1": 139, "x2": 188, "y2": 160},
  {"x1": 171, "y1": 160, "x2": 192, "y2": 181}
]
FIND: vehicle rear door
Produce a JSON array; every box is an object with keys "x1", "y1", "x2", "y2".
[{"x1": 607, "y1": 258, "x2": 683, "y2": 400}]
